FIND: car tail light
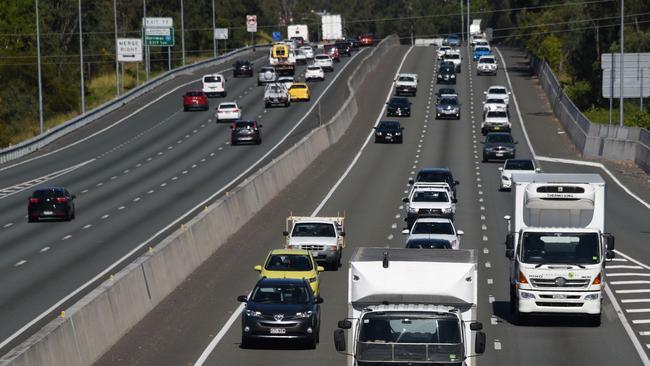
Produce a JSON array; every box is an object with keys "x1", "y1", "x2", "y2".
[
  {"x1": 233, "y1": 109, "x2": 239, "y2": 112},
  {"x1": 29, "y1": 198, "x2": 39, "y2": 204},
  {"x1": 56, "y1": 197, "x2": 68, "y2": 203}
]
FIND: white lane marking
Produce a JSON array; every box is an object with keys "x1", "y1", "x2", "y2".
[
  {"x1": 641, "y1": 331, "x2": 650, "y2": 336},
  {"x1": 491, "y1": 316, "x2": 498, "y2": 325},
  {"x1": 133, "y1": 197, "x2": 141, "y2": 202},
  {"x1": 487, "y1": 278, "x2": 493, "y2": 285},
  {"x1": 481, "y1": 224, "x2": 487, "y2": 231},
  {"x1": 391, "y1": 223, "x2": 397, "y2": 229},
  {"x1": 494, "y1": 340, "x2": 502, "y2": 350},
  {"x1": 40, "y1": 246, "x2": 50, "y2": 253},
  {"x1": 618, "y1": 290, "x2": 650, "y2": 294},
  {"x1": 388, "y1": 234, "x2": 394, "y2": 240},
  {"x1": 482, "y1": 235, "x2": 488, "y2": 241},
  {"x1": 612, "y1": 281, "x2": 650, "y2": 285},
  {"x1": 81, "y1": 189, "x2": 89, "y2": 194},
  {"x1": 488, "y1": 295, "x2": 495, "y2": 303},
  {"x1": 633, "y1": 320, "x2": 650, "y2": 325},
  {"x1": 3, "y1": 223, "x2": 13, "y2": 228},
  {"x1": 101, "y1": 214, "x2": 109, "y2": 219},
  {"x1": 82, "y1": 224, "x2": 92, "y2": 229},
  {"x1": 609, "y1": 265, "x2": 645, "y2": 270},
  {"x1": 629, "y1": 309, "x2": 650, "y2": 313},
  {"x1": 118, "y1": 206, "x2": 125, "y2": 210},
  {"x1": 14, "y1": 260, "x2": 27, "y2": 267},
  {"x1": 484, "y1": 248, "x2": 489, "y2": 254},
  {"x1": 609, "y1": 273, "x2": 650, "y2": 277},
  {"x1": 623, "y1": 299, "x2": 650, "y2": 303}
]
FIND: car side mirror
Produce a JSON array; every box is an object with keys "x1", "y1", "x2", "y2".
[
  {"x1": 340, "y1": 231, "x2": 346, "y2": 237},
  {"x1": 71, "y1": 195, "x2": 76, "y2": 199},
  {"x1": 498, "y1": 167, "x2": 504, "y2": 172},
  {"x1": 408, "y1": 178, "x2": 414, "y2": 185},
  {"x1": 475, "y1": 332, "x2": 486, "y2": 354},
  {"x1": 402, "y1": 197, "x2": 409, "y2": 203},
  {"x1": 515, "y1": 141, "x2": 519, "y2": 144},
  {"x1": 508, "y1": 91, "x2": 512, "y2": 94},
  {"x1": 480, "y1": 141, "x2": 485, "y2": 144},
  {"x1": 338, "y1": 320, "x2": 352, "y2": 329},
  {"x1": 454, "y1": 180, "x2": 459, "y2": 185},
  {"x1": 607, "y1": 251, "x2": 616, "y2": 260},
  {"x1": 258, "y1": 124, "x2": 263, "y2": 128},
  {"x1": 483, "y1": 91, "x2": 487, "y2": 95},
  {"x1": 452, "y1": 198, "x2": 458, "y2": 203},
  {"x1": 470, "y1": 321, "x2": 483, "y2": 331},
  {"x1": 317, "y1": 266, "x2": 325, "y2": 272},
  {"x1": 505, "y1": 234, "x2": 514, "y2": 250},
  {"x1": 334, "y1": 329, "x2": 346, "y2": 352},
  {"x1": 535, "y1": 168, "x2": 541, "y2": 172},
  {"x1": 283, "y1": 231, "x2": 289, "y2": 236},
  {"x1": 401, "y1": 229, "x2": 409, "y2": 235},
  {"x1": 237, "y1": 295, "x2": 248, "y2": 302},
  {"x1": 315, "y1": 297, "x2": 324, "y2": 304},
  {"x1": 253, "y1": 265, "x2": 262, "y2": 272}
]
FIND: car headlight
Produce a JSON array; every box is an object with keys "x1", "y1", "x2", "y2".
[
  {"x1": 295, "y1": 311, "x2": 313, "y2": 318},
  {"x1": 519, "y1": 291, "x2": 535, "y2": 299},
  {"x1": 408, "y1": 207, "x2": 417, "y2": 214},
  {"x1": 395, "y1": 132, "x2": 402, "y2": 135},
  {"x1": 451, "y1": 74, "x2": 456, "y2": 78},
  {"x1": 245, "y1": 310, "x2": 263, "y2": 317},
  {"x1": 376, "y1": 132, "x2": 382, "y2": 136},
  {"x1": 584, "y1": 294, "x2": 599, "y2": 301},
  {"x1": 442, "y1": 207, "x2": 452, "y2": 213},
  {"x1": 438, "y1": 74, "x2": 442, "y2": 78}
]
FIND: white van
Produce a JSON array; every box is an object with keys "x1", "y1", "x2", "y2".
[{"x1": 202, "y1": 73, "x2": 226, "y2": 98}]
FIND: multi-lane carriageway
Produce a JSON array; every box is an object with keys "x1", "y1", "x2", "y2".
[
  {"x1": 0, "y1": 47, "x2": 373, "y2": 354},
  {"x1": 2, "y1": 42, "x2": 649, "y2": 365}
]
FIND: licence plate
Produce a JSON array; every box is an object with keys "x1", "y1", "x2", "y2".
[
  {"x1": 494, "y1": 126, "x2": 501, "y2": 130},
  {"x1": 43, "y1": 211, "x2": 53, "y2": 215},
  {"x1": 552, "y1": 294, "x2": 567, "y2": 299},
  {"x1": 495, "y1": 153, "x2": 504, "y2": 157},
  {"x1": 270, "y1": 328, "x2": 286, "y2": 334}
]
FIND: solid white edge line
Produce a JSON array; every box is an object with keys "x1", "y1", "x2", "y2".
[
  {"x1": 498, "y1": 46, "x2": 650, "y2": 366},
  {"x1": 0, "y1": 51, "x2": 365, "y2": 352},
  {"x1": 192, "y1": 45, "x2": 414, "y2": 366}
]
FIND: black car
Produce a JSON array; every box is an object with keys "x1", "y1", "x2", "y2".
[
  {"x1": 374, "y1": 120, "x2": 404, "y2": 143},
  {"x1": 233, "y1": 60, "x2": 253, "y2": 77},
  {"x1": 439, "y1": 61, "x2": 456, "y2": 72},
  {"x1": 409, "y1": 168, "x2": 459, "y2": 199},
  {"x1": 28, "y1": 187, "x2": 76, "y2": 222},
  {"x1": 435, "y1": 96, "x2": 461, "y2": 120},
  {"x1": 435, "y1": 88, "x2": 457, "y2": 102},
  {"x1": 335, "y1": 41, "x2": 352, "y2": 57},
  {"x1": 386, "y1": 97, "x2": 411, "y2": 117},
  {"x1": 346, "y1": 38, "x2": 360, "y2": 51},
  {"x1": 437, "y1": 65, "x2": 456, "y2": 84},
  {"x1": 405, "y1": 238, "x2": 452, "y2": 249},
  {"x1": 482, "y1": 132, "x2": 517, "y2": 162},
  {"x1": 231, "y1": 120, "x2": 262, "y2": 145},
  {"x1": 238, "y1": 278, "x2": 322, "y2": 348}
]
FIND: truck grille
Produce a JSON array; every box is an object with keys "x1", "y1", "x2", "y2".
[
  {"x1": 535, "y1": 302, "x2": 584, "y2": 307},
  {"x1": 530, "y1": 278, "x2": 590, "y2": 288},
  {"x1": 418, "y1": 208, "x2": 443, "y2": 215},
  {"x1": 300, "y1": 244, "x2": 324, "y2": 251}
]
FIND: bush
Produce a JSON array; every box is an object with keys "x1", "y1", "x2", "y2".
[
  {"x1": 628, "y1": 111, "x2": 650, "y2": 130},
  {"x1": 565, "y1": 81, "x2": 593, "y2": 110}
]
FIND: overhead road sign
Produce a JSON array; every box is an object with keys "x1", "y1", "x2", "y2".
[{"x1": 116, "y1": 38, "x2": 142, "y2": 62}]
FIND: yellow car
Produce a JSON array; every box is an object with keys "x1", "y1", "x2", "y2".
[
  {"x1": 288, "y1": 83, "x2": 310, "y2": 101},
  {"x1": 254, "y1": 249, "x2": 324, "y2": 296}
]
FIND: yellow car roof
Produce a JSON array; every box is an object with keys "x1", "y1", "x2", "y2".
[{"x1": 268, "y1": 248, "x2": 310, "y2": 256}]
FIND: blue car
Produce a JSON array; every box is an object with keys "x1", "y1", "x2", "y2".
[
  {"x1": 445, "y1": 34, "x2": 460, "y2": 47},
  {"x1": 473, "y1": 46, "x2": 492, "y2": 61}
]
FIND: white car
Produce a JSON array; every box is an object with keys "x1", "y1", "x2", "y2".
[
  {"x1": 442, "y1": 50, "x2": 462, "y2": 72},
  {"x1": 305, "y1": 65, "x2": 325, "y2": 81},
  {"x1": 484, "y1": 85, "x2": 511, "y2": 105},
  {"x1": 277, "y1": 76, "x2": 294, "y2": 90},
  {"x1": 314, "y1": 54, "x2": 334, "y2": 72},
  {"x1": 215, "y1": 102, "x2": 241, "y2": 122},
  {"x1": 477, "y1": 55, "x2": 498, "y2": 75},
  {"x1": 403, "y1": 183, "x2": 456, "y2": 227},
  {"x1": 202, "y1": 73, "x2": 226, "y2": 98},
  {"x1": 437, "y1": 46, "x2": 451, "y2": 60},
  {"x1": 474, "y1": 40, "x2": 489, "y2": 48},
  {"x1": 294, "y1": 50, "x2": 307, "y2": 65},
  {"x1": 395, "y1": 73, "x2": 418, "y2": 96},
  {"x1": 299, "y1": 45, "x2": 314, "y2": 59},
  {"x1": 498, "y1": 159, "x2": 540, "y2": 190},
  {"x1": 401, "y1": 218, "x2": 463, "y2": 250},
  {"x1": 482, "y1": 108, "x2": 511, "y2": 135},
  {"x1": 483, "y1": 98, "x2": 508, "y2": 114}
]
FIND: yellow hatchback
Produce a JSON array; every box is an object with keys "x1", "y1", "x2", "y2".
[
  {"x1": 288, "y1": 83, "x2": 310, "y2": 101},
  {"x1": 254, "y1": 249, "x2": 324, "y2": 296}
]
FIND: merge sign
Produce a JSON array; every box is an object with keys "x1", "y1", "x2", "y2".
[
  {"x1": 117, "y1": 38, "x2": 142, "y2": 62},
  {"x1": 144, "y1": 27, "x2": 175, "y2": 46},
  {"x1": 246, "y1": 15, "x2": 257, "y2": 33}
]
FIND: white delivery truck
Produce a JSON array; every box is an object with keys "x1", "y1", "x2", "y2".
[
  {"x1": 334, "y1": 248, "x2": 486, "y2": 366},
  {"x1": 322, "y1": 14, "x2": 343, "y2": 41},
  {"x1": 505, "y1": 173, "x2": 615, "y2": 326},
  {"x1": 469, "y1": 19, "x2": 482, "y2": 36},
  {"x1": 287, "y1": 24, "x2": 309, "y2": 44}
]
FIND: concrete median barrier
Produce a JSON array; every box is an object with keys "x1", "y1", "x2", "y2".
[{"x1": 0, "y1": 36, "x2": 399, "y2": 366}]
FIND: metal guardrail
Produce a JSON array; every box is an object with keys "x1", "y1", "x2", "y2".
[{"x1": 0, "y1": 44, "x2": 270, "y2": 165}]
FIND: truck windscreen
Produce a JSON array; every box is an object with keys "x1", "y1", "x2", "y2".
[
  {"x1": 521, "y1": 232, "x2": 600, "y2": 265},
  {"x1": 292, "y1": 223, "x2": 335, "y2": 237},
  {"x1": 357, "y1": 313, "x2": 463, "y2": 363}
]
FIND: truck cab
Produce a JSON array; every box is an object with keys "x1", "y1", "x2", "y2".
[
  {"x1": 269, "y1": 43, "x2": 296, "y2": 76},
  {"x1": 505, "y1": 173, "x2": 615, "y2": 325}
]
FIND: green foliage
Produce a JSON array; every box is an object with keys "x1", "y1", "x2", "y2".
[
  {"x1": 538, "y1": 35, "x2": 563, "y2": 70},
  {"x1": 629, "y1": 111, "x2": 650, "y2": 130},
  {"x1": 565, "y1": 81, "x2": 592, "y2": 110}
]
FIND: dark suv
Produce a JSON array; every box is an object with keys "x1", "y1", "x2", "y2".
[
  {"x1": 231, "y1": 120, "x2": 262, "y2": 145},
  {"x1": 437, "y1": 65, "x2": 456, "y2": 84},
  {"x1": 335, "y1": 41, "x2": 352, "y2": 57},
  {"x1": 386, "y1": 97, "x2": 411, "y2": 117},
  {"x1": 238, "y1": 278, "x2": 322, "y2": 348},
  {"x1": 409, "y1": 168, "x2": 460, "y2": 200},
  {"x1": 233, "y1": 60, "x2": 254, "y2": 77},
  {"x1": 28, "y1": 187, "x2": 76, "y2": 222}
]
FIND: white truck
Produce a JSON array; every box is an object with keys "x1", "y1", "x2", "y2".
[
  {"x1": 269, "y1": 43, "x2": 296, "y2": 76},
  {"x1": 504, "y1": 173, "x2": 615, "y2": 326},
  {"x1": 287, "y1": 24, "x2": 309, "y2": 43},
  {"x1": 283, "y1": 215, "x2": 346, "y2": 270},
  {"x1": 334, "y1": 248, "x2": 486, "y2": 366},
  {"x1": 395, "y1": 73, "x2": 418, "y2": 96},
  {"x1": 469, "y1": 19, "x2": 482, "y2": 37},
  {"x1": 322, "y1": 14, "x2": 343, "y2": 41}
]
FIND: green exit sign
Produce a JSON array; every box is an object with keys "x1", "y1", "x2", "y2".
[{"x1": 143, "y1": 27, "x2": 175, "y2": 47}]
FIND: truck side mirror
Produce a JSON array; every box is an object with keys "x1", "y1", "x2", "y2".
[
  {"x1": 506, "y1": 249, "x2": 514, "y2": 260},
  {"x1": 408, "y1": 178, "x2": 414, "y2": 185},
  {"x1": 607, "y1": 251, "x2": 616, "y2": 260},
  {"x1": 505, "y1": 234, "x2": 514, "y2": 250},
  {"x1": 334, "y1": 329, "x2": 346, "y2": 352},
  {"x1": 283, "y1": 231, "x2": 289, "y2": 236},
  {"x1": 337, "y1": 320, "x2": 352, "y2": 329},
  {"x1": 604, "y1": 233, "x2": 615, "y2": 251},
  {"x1": 340, "y1": 231, "x2": 346, "y2": 237},
  {"x1": 470, "y1": 321, "x2": 483, "y2": 331},
  {"x1": 475, "y1": 331, "x2": 486, "y2": 354}
]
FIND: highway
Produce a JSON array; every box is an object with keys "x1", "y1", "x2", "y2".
[
  {"x1": 94, "y1": 43, "x2": 650, "y2": 366},
  {"x1": 0, "y1": 46, "x2": 370, "y2": 353}
]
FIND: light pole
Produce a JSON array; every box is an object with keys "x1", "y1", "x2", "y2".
[
  {"x1": 212, "y1": 0, "x2": 216, "y2": 58},
  {"x1": 113, "y1": 0, "x2": 119, "y2": 96},
  {"x1": 35, "y1": 0, "x2": 44, "y2": 134},
  {"x1": 143, "y1": 0, "x2": 148, "y2": 81},
  {"x1": 78, "y1": 0, "x2": 85, "y2": 113},
  {"x1": 460, "y1": 0, "x2": 464, "y2": 43},
  {"x1": 619, "y1": 0, "x2": 624, "y2": 127},
  {"x1": 180, "y1": 0, "x2": 185, "y2": 66}
]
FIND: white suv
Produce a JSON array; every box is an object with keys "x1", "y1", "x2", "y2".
[
  {"x1": 216, "y1": 102, "x2": 241, "y2": 122},
  {"x1": 498, "y1": 159, "x2": 540, "y2": 190},
  {"x1": 202, "y1": 73, "x2": 226, "y2": 98},
  {"x1": 403, "y1": 182, "x2": 456, "y2": 227},
  {"x1": 314, "y1": 54, "x2": 334, "y2": 72},
  {"x1": 482, "y1": 107, "x2": 511, "y2": 135},
  {"x1": 477, "y1": 55, "x2": 498, "y2": 76},
  {"x1": 401, "y1": 218, "x2": 464, "y2": 249},
  {"x1": 305, "y1": 65, "x2": 325, "y2": 81}
]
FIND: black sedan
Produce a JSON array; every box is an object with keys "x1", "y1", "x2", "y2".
[
  {"x1": 437, "y1": 65, "x2": 456, "y2": 84},
  {"x1": 386, "y1": 97, "x2": 411, "y2": 117},
  {"x1": 28, "y1": 187, "x2": 76, "y2": 222},
  {"x1": 374, "y1": 120, "x2": 404, "y2": 143},
  {"x1": 233, "y1": 60, "x2": 254, "y2": 77},
  {"x1": 435, "y1": 96, "x2": 461, "y2": 120},
  {"x1": 482, "y1": 132, "x2": 518, "y2": 162},
  {"x1": 238, "y1": 278, "x2": 322, "y2": 348},
  {"x1": 231, "y1": 120, "x2": 262, "y2": 145}
]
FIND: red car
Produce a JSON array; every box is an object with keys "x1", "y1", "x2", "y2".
[
  {"x1": 183, "y1": 90, "x2": 209, "y2": 111},
  {"x1": 324, "y1": 45, "x2": 340, "y2": 62},
  {"x1": 359, "y1": 33, "x2": 375, "y2": 47}
]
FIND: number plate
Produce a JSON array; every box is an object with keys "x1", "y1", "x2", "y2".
[
  {"x1": 495, "y1": 153, "x2": 504, "y2": 157},
  {"x1": 552, "y1": 294, "x2": 567, "y2": 299},
  {"x1": 43, "y1": 211, "x2": 53, "y2": 215},
  {"x1": 494, "y1": 126, "x2": 501, "y2": 130},
  {"x1": 270, "y1": 328, "x2": 286, "y2": 334}
]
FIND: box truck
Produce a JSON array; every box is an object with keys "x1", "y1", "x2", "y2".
[{"x1": 322, "y1": 14, "x2": 343, "y2": 41}]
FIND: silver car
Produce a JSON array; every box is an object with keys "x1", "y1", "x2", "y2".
[{"x1": 257, "y1": 66, "x2": 277, "y2": 86}]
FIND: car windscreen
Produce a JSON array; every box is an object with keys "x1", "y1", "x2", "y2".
[
  {"x1": 307, "y1": 66, "x2": 321, "y2": 71},
  {"x1": 203, "y1": 76, "x2": 221, "y2": 83},
  {"x1": 234, "y1": 121, "x2": 254, "y2": 129},
  {"x1": 32, "y1": 189, "x2": 60, "y2": 198},
  {"x1": 268, "y1": 85, "x2": 283, "y2": 93},
  {"x1": 417, "y1": 172, "x2": 450, "y2": 183},
  {"x1": 379, "y1": 121, "x2": 399, "y2": 129},
  {"x1": 390, "y1": 98, "x2": 409, "y2": 106},
  {"x1": 250, "y1": 284, "x2": 310, "y2": 304},
  {"x1": 439, "y1": 67, "x2": 454, "y2": 73},
  {"x1": 292, "y1": 223, "x2": 336, "y2": 237},
  {"x1": 412, "y1": 190, "x2": 449, "y2": 203},
  {"x1": 475, "y1": 47, "x2": 490, "y2": 52},
  {"x1": 264, "y1": 254, "x2": 313, "y2": 271},
  {"x1": 186, "y1": 91, "x2": 203, "y2": 97},
  {"x1": 444, "y1": 54, "x2": 460, "y2": 60},
  {"x1": 219, "y1": 103, "x2": 237, "y2": 109},
  {"x1": 406, "y1": 239, "x2": 452, "y2": 249},
  {"x1": 315, "y1": 55, "x2": 329, "y2": 60},
  {"x1": 479, "y1": 58, "x2": 496, "y2": 63},
  {"x1": 486, "y1": 134, "x2": 513, "y2": 143},
  {"x1": 490, "y1": 88, "x2": 507, "y2": 94},
  {"x1": 521, "y1": 232, "x2": 600, "y2": 264},
  {"x1": 290, "y1": 84, "x2": 306, "y2": 89},
  {"x1": 260, "y1": 67, "x2": 274, "y2": 72},
  {"x1": 486, "y1": 99, "x2": 504, "y2": 104},
  {"x1": 505, "y1": 160, "x2": 534, "y2": 170},
  {"x1": 439, "y1": 98, "x2": 458, "y2": 106},
  {"x1": 412, "y1": 221, "x2": 454, "y2": 235},
  {"x1": 487, "y1": 111, "x2": 507, "y2": 118},
  {"x1": 398, "y1": 76, "x2": 415, "y2": 82}
]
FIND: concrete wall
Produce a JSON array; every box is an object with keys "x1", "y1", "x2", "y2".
[
  {"x1": 531, "y1": 55, "x2": 650, "y2": 174},
  {"x1": 0, "y1": 36, "x2": 399, "y2": 366}
]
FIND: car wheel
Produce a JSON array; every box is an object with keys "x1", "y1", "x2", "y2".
[
  {"x1": 222, "y1": 91, "x2": 227, "y2": 97},
  {"x1": 482, "y1": 155, "x2": 488, "y2": 163},
  {"x1": 258, "y1": 81, "x2": 262, "y2": 86},
  {"x1": 240, "y1": 336, "x2": 252, "y2": 349},
  {"x1": 306, "y1": 335, "x2": 317, "y2": 349},
  {"x1": 256, "y1": 138, "x2": 261, "y2": 145},
  {"x1": 398, "y1": 137, "x2": 403, "y2": 144},
  {"x1": 183, "y1": 107, "x2": 188, "y2": 112},
  {"x1": 231, "y1": 140, "x2": 237, "y2": 146},
  {"x1": 265, "y1": 102, "x2": 270, "y2": 108},
  {"x1": 28, "y1": 216, "x2": 36, "y2": 223},
  {"x1": 71, "y1": 210, "x2": 76, "y2": 220}
]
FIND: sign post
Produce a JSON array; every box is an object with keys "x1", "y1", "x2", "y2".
[
  {"x1": 142, "y1": 17, "x2": 174, "y2": 75},
  {"x1": 246, "y1": 14, "x2": 257, "y2": 51},
  {"x1": 214, "y1": 28, "x2": 228, "y2": 56}
]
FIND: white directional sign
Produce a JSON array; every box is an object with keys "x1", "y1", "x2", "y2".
[
  {"x1": 143, "y1": 17, "x2": 173, "y2": 28},
  {"x1": 601, "y1": 53, "x2": 650, "y2": 98},
  {"x1": 214, "y1": 28, "x2": 229, "y2": 40},
  {"x1": 246, "y1": 15, "x2": 257, "y2": 33},
  {"x1": 117, "y1": 38, "x2": 143, "y2": 62}
]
